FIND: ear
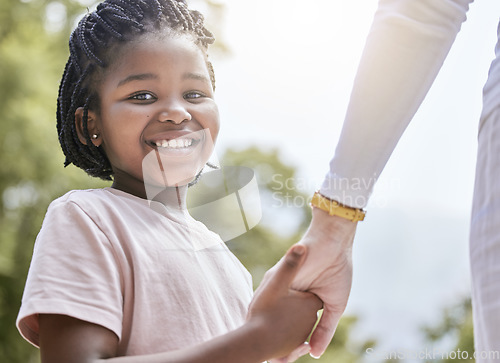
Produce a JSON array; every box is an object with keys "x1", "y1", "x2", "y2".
[{"x1": 75, "y1": 107, "x2": 102, "y2": 147}]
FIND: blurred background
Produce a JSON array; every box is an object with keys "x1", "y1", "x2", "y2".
[{"x1": 1, "y1": 0, "x2": 499, "y2": 362}]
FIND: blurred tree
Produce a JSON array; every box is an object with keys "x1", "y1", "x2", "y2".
[
  {"x1": 0, "y1": 1, "x2": 106, "y2": 361},
  {"x1": 219, "y1": 146, "x2": 311, "y2": 283},
  {"x1": 421, "y1": 297, "x2": 474, "y2": 363}
]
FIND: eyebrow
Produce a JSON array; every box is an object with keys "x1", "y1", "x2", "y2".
[
  {"x1": 117, "y1": 73, "x2": 158, "y2": 87},
  {"x1": 116, "y1": 72, "x2": 210, "y2": 87},
  {"x1": 183, "y1": 72, "x2": 210, "y2": 83}
]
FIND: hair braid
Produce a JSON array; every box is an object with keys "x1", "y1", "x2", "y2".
[
  {"x1": 175, "y1": 2, "x2": 193, "y2": 30},
  {"x1": 57, "y1": 0, "x2": 216, "y2": 180}
]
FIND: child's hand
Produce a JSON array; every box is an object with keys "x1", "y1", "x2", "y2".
[{"x1": 246, "y1": 245, "x2": 323, "y2": 360}]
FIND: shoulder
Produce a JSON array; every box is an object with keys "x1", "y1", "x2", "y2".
[
  {"x1": 44, "y1": 188, "x2": 161, "y2": 239},
  {"x1": 50, "y1": 188, "x2": 115, "y2": 208},
  {"x1": 42, "y1": 188, "x2": 134, "y2": 232},
  {"x1": 48, "y1": 188, "x2": 142, "y2": 216}
]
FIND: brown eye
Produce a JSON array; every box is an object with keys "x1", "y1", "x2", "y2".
[
  {"x1": 129, "y1": 92, "x2": 156, "y2": 101},
  {"x1": 184, "y1": 91, "x2": 205, "y2": 100}
]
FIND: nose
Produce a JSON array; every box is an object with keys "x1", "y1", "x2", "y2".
[{"x1": 158, "y1": 99, "x2": 192, "y2": 124}]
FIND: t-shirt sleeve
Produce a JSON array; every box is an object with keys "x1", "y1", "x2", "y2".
[
  {"x1": 16, "y1": 198, "x2": 124, "y2": 347},
  {"x1": 321, "y1": 0, "x2": 472, "y2": 208}
]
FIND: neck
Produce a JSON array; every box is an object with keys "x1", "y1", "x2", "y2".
[
  {"x1": 111, "y1": 179, "x2": 188, "y2": 212},
  {"x1": 151, "y1": 185, "x2": 188, "y2": 211}
]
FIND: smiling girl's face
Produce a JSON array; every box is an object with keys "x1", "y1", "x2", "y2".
[{"x1": 79, "y1": 34, "x2": 220, "y2": 199}]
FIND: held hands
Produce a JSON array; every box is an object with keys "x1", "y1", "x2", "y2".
[
  {"x1": 246, "y1": 245, "x2": 323, "y2": 361},
  {"x1": 267, "y1": 208, "x2": 357, "y2": 359}
]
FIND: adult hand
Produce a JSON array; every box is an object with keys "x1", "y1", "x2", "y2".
[
  {"x1": 265, "y1": 207, "x2": 357, "y2": 359},
  {"x1": 247, "y1": 244, "x2": 323, "y2": 360}
]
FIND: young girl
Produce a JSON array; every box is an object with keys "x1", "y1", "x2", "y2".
[{"x1": 16, "y1": 0, "x2": 321, "y2": 362}]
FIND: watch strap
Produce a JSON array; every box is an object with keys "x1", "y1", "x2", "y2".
[{"x1": 310, "y1": 191, "x2": 366, "y2": 222}]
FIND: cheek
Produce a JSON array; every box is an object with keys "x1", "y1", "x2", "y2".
[
  {"x1": 99, "y1": 112, "x2": 147, "y2": 158},
  {"x1": 101, "y1": 104, "x2": 148, "y2": 136},
  {"x1": 204, "y1": 105, "x2": 220, "y2": 144}
]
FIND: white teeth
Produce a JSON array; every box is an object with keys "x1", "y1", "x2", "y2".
[{"x1": 155, "y1": 138, "x2": 194, "y2": 149}]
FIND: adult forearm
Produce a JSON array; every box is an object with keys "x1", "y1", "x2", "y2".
[{"x1": 322, "y1": 0, "x2": 473, "y2": 208}]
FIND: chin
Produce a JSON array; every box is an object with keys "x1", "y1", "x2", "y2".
[{"x1": 142, "y1": 159, "x2": 205, "y2": 201}]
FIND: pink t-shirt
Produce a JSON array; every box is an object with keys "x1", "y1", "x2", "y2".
[{"x1": 17, "y1": 188, "x2": 253, "y2": 356}]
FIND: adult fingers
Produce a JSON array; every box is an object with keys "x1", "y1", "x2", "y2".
[
  {"x1": 269, "y1": 342, "x2": 312, "y2": 363},
  {"x1": 283, "y1": 342, "x2": 312, "y2": 362},
  {"x1": 308, "y1": 307, "x2": 340, "y2": 358},
  {"x1": 268, "y1": 358, "x2": 287, "y2": 363}
]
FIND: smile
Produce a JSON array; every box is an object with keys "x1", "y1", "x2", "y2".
[
  {"x1": 154, "y1": 138, "x2": 195, "y2": 149},
  {"x1": 146, "y1": 129, "x2": 208, "y2": 155}
]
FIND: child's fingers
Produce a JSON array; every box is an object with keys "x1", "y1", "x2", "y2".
[
  {"x1": 265, "y1": 244, "x2": 307, "y2": 294},
  {"x1": 290, "y1": 290, "x2": 323, "y2": 312}
]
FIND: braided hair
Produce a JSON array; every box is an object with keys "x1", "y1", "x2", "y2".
[{"x1": 57, "y1": 0, "x2": 215, "y2": 180}]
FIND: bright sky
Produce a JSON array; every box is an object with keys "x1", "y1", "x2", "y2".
[{"x1": 199, "y1": 0, "x2": 500, "y2": 357}]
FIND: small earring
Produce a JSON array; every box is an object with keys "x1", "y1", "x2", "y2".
[{"x1": 92, "y1": 134, "x2": 99, "y2": 139}]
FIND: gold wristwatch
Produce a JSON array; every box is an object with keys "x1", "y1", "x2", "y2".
[{"x1": 310, "y1": 191, "x2": 366, "y2": 222}]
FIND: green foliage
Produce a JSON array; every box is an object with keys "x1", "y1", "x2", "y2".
[
  {"x1": 421, "y1": 297, "x2": 474, "y2": 363},
  {"x1": 220, "y1": 146, "x2": 312, "y2": 283},
  {"x1": 0, "y1": 1, "x2": 105, "y2": 362}
]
